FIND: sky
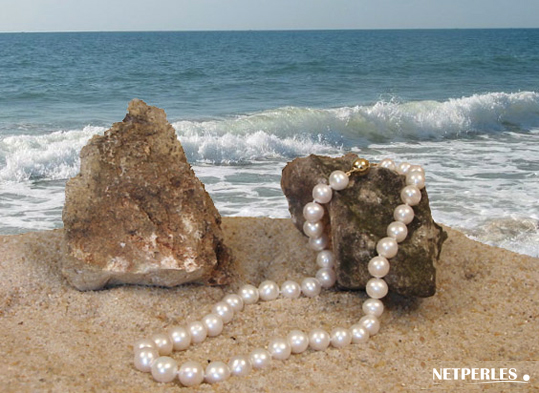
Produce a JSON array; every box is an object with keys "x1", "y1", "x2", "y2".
[{"x1": 1, "y1": 0, "x2": 539, "y2": 32}]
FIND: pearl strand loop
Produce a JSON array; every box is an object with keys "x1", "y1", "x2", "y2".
[{"x1": 132, "y1": 157, "x2": 425, "y2": 387}]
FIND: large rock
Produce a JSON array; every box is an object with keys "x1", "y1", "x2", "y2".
[
  {"x1": 281, "y1": 153, "x2": 446, "y2": 297},
  {"x1": 62, "y1": 99, "x2": 231, "y2": 290}
]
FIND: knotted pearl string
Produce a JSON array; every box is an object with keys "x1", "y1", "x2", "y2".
[{"x1": 133, "y1": 158, "x2": 426, "y2": 386}]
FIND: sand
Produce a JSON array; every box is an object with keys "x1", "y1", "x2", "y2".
[{"x1": 0, "y1": 217, "x2": 537, "y2": 392}]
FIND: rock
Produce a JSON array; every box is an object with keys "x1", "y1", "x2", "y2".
[
  {"x1": 281, "y1": 153, "x2": 446, "y2": 297},
  {"x1": 62, "y1": 99, "x2": 231, "y2": 290}
]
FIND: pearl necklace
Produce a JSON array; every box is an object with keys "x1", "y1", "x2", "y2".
[{"x1": 132, "y1": 157, "x2": 426, "y2": 386}]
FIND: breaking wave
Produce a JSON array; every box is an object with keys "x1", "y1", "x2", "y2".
[{"x1": 1, "y1": 91, "x2": 538, "y2": 181}]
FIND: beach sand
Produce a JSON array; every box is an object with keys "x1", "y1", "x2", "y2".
[{"x1": 0, "y1": 217, "x2": 537, "y2": 392}]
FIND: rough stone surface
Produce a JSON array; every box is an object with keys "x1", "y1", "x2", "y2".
[
  {"x1": 62, "y1": 99, "x2": 231, "y2": 290},
  {"x1": 281, "y1": 153, "x2": 446, "y2": 297}
]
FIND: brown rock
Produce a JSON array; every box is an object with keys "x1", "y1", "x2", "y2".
[
  {"x1": 281, "y1": 153, "x2": 446, "y2": 297},
  {"x1": 61, "y1": 99, "x2": 231, "y2": 290}
]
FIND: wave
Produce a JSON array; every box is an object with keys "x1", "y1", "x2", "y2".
[
  {"x1": 342, "y1": 91, "x2": 539, "y2": 140},
  {"x1": 0, "y1": 126, "x2": 106, "y2": 182},
  {"x1": 188, "y1": 91, "x2": 537, "y2": 135},
  {"x1": 178, "y1": 129, "x2": 337, "y2": 164},
  {"x1": 1, "y1": 91, "x2": 538, "y2": 181},
  {"x1": 175, "y1": 91, "x2": 539, "y2": 161}
]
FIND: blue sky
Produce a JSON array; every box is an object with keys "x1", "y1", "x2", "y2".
[{"x1": 1, "y1": 0, "x2": 539, "y2": 32}]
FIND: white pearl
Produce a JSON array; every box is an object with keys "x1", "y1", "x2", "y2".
[
  {"x1": 239, "y1": 284, "x2": 259, "y2": 305},
  {"x1": 178, "y1": 361, "x2": 205, "y2": 387},
  {"x1": 287, "y1": 330, "x2": 310, "y2": 354},
  {"x1": 396, "y1": 162, "x2": 412, "y2": 175},
  {"x1": 151, "y1": 356, "x2": 178, "y2": 383},
  {"x1": 303, "y1": 202, "x2": 324, "y2": 222},
  {"x1": 258, "y1": 280, "x2": 280, "y2": 301},
  {"x1": 250, "y1": 348, "x2": 272, "y2": 369},
  {"x1": 309, "y1": 328, "x2": 330, "y2": 351},
  {"x1": 366, "y1": 278, "x2": 389, "y2": 299},
  {"x1": 359, "y1": 315, "x2": 381, "y2": 335},
  {"x1": 303, "y1": 220, "x2": 324, "y2": 238},
  {"x1": 301, "y1": 277, "x2": 322, "y2": 297},
  {"x1": 316, "y1": 250, "x2": 335, "y2": 269},
  {"x1": 394, "y1": 204, "x2": 415, "y2": 224},
  {"x1": 406, "y1": 171, "x2": 426, "y2": 189},
  {"x1": 151, "y1": 333, "x2": 173, "y2": 356},
  {"x1": 187, "y1": 321, "x2": 208, "y2": 344},
  {"x1": 228, "y1": 355, "x2": 252, "y2": 377},
  {"x1": 379, "y1": 158, "x2": 396, "y2": 171},
  {"x1": 134, "y1": 347, "x2": 159, "y2": 372},
  {"x1": 329, "y1": 170, "x2": 349, "y2": 190},
  {"x1": 376, "y1": 237, "x2": 398, "y2": 259},
  {"x1": 309, "y1": 234, "x2": 329, "y2": 251},
  {"x1": 312, "y1": 183, "x2": 333, "y2": 204},
  {"x1": 268, "y1": 337, "x2": 292, "y2": 360},
  {"x1": 350, "y1": 324, "x2": 370, "y2": 344},
  {"x1": 223, "y1": 294, "x2": 244, "y2": 312},
  {"x1": 167, "y1": 326, "x2": 191, "y2": 351},
  {"x1": 205, "y1": 361, "x2": 231, "y2": 384},
  {"x1": 408, "y1": 164, "x2": 425, "y2": 175},
  {"x1": 400, "y1": 185, "x2": 422, "y2": 206},
  {"x1": 362, "y1": 298, "x2": 384, "y2": 317},
  {"x1": 133, "y1": 338, "x2": 156, "y2": 352},
  {"x1": 368, "y1": 256, "x2": 390, "y2": 278},
  {"x1": 212, "y1": 302, "x2": 234, "y2": 324},
  {"x1": 202, "y1": 313, "x2": 224, "y2": 337},
  {"x1": 386, "y1": 221, "x2": 408, "y2": 243},
  {"x1": 280, "y1": 280, "x2": 301, "y2": 299},
  {"x1": 330, "y1": 327, "x2": 352, "y2": 348},
  {"x1": 316, "y1": 267, "x2": 337, "y2": 288}
]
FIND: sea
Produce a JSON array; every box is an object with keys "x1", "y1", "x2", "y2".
[{"x1": 1, "y1": 29, "x2": 538, "y2": 257}]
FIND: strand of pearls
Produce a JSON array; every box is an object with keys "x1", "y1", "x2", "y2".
[{"x1": 132, "y1": 158, "x2": 426, "y2": 386}]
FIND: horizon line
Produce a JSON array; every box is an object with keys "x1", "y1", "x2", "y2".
[{"x1": 1, "y1": 26, "x2": 538, "y2": 34}]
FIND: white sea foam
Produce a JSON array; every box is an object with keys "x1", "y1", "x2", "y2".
[
  {"x1": 1, "y1": 92, "x2": 537, "y2": 181},
  {"x1": 468, "y1": 216, "x2": 539, "y2": 258},
  {"x1": 0, "y1": 125, "x2": 105, "y2": 182},
  {"x1": 173, "y1": 91, "x2": 539, "y2": 160},
  {"x1": 178, "y1": 129, "x2": 337, "y2": 164},
  {"x1": 338, "y1": 91, "x2": 539, "y2": 141},
  {"x1": 366, "y1": 131, "x2": 539, "y2": 257},
  {"x1": 1, "y1": 93, "x2": 538, "y2": 256}
]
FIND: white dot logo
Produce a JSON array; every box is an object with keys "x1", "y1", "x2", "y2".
[{"x1": 523, "y1": 374, "x2": 530, "y2": 382}]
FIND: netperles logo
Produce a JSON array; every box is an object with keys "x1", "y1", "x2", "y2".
[{"x1": 433, "y1": 368, "x2": 531, "y2": 385}]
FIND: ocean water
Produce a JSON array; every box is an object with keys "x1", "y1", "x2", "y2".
[{"x1": 1, "y1": 29, "x2": 538, "y2": 257}]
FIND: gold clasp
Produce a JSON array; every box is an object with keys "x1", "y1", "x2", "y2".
[{"x1": 345, "y1": 158, "x2": 376, "y2": 177}]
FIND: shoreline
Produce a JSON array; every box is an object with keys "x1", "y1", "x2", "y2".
[{"x1": 1, "y1": 217, "x2": 538, "y2": 391}]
